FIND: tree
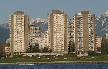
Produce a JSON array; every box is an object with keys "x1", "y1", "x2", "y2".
[
  {"x1": 26, "y1": 45, "x2": 33, "y2": 53},
  {"x1": 96, "y1": 47, "x2": 101, "y2": 52},
  {"x1": 26, "y1": 43, "x2": 40, "y2": 53},
  {"x1": 42, "y1": 47, "x2": 51, "y2": 53},
  {"x1": 68, "y1": 41, "x2": 75, "y2": 52},
  {"x1": 101, "y1": 38, "x2": 108, "y2": 48},
  {"x1": 101, "y1": 38, "x2": 108, "y2": 55},
  {"x1": 42, "y1": 47, "x2": 48, "y2": 53},
  {"x1": 26, "y1": 49, "x2": 31, "y2": 53},
  {"x1": 33, "y1": 46, "x2": 40, "y2": 52},
  {"x1": 29, "y1": 45, "x2": 33, "y2": 53},
  {"x1": 101, "y1": 47, "x2": 108, "y2": 55},
  {"x1": 88, "y1": 51, "x2": 96, "y2": 56},
  {"x1": 49, "y1": 49, "x2": 52, "y2": 53},
  {"x1": 33, "y1": 43, "x2": 40, "y2": 52}
]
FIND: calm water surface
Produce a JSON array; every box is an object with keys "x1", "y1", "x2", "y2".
[{"x1": 0, "y1": 64, "x2": 108, "y2": 69}]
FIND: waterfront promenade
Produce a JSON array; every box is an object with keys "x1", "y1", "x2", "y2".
[{"x1": 1, "y1": 61, "x2": 108, "y2": 65}]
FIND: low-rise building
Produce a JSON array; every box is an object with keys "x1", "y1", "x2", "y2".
[
  {"x1": 35, "y1": 31, "x2": 49, "y2": 49},
  {"x1": 95, "y1": 36, "x2": 102, "y2": 53},
  {"x1": 28, "y1": 23, "x2": 49, "y2": 50}
]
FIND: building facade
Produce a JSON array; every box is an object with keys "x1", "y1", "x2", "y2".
[
  {"x1": 71, "y1": 11, "x2": 96, "y2": 55},
  {"x1": 28, "y1": 24, "x2": 40, "y2": 46},
  {"x1": 95, "y1": 36, "x2": 102, "y2": 53},
  {"x1": 48, "y1": 10, "x2": 68, "y2": 53},
  {"x1": 68, "y1": 19, "x2": 75, "y2": 52},
  {"x1": 40, "y1": 31, "x2": 49, "y2": 49},
  {"x1": 9, "y1": 11, "x2": 29, "y2": 56}
]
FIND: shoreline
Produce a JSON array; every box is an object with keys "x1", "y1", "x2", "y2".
[{"x1": 1, "y1": 61, "x2": 108, "y2": 65}]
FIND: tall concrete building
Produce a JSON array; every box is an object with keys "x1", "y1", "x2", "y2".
[
  {"x1": 28, "y1": 24, "x2": 40, "y2": 46},
  {"x1": 9, "y1": 11, "x2": 29, "y2": 56},
  {"x1": 48, "y1": 10, "x2": 68, "y2": 53},
  {"x1": 68, "y1": 19, "x2": 75, "y2": 52},
  {"x1": 71, "y1": 11, "x2": 96, "y2": 55}
]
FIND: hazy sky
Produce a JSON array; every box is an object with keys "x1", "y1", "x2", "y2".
[{"x1": 0, "y1": 0, "x2": 108, "y2": 24}]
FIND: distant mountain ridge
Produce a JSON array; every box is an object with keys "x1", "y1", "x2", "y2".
[
  {"x1": 0, "y1": 22, "x2": 9, "y2": 29},
  {"x1": 0, "y1": 22, "x2": 9, "y2": 43},
  {"x1": 30, "y1": 18, "x2": 47, "y2": 24},
  {"x1": 96, "y1": 11, "x2": 108, "y2": 37}
]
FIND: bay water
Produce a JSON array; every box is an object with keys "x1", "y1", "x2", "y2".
[{"x1": 0, "y1": 63, "x2": 108, "y2": 69}]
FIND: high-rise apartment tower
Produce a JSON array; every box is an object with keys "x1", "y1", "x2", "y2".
[
  {"x1": 71, "y1": 11, "x2": 96, "y2": 55},
  {"x1": 9, "y1": 11, "x2": 29, "y2": 56},
  {"x1": 48, "y1": 10, "x2": 68, "y2": 53}
]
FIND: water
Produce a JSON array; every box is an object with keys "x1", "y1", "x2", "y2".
[{"x1": 0, "y1": 64, "x2": 108, "y2": 69}]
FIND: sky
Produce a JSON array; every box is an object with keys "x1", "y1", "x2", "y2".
[{"x1": 0, "y1": 0, "x2": 108, "y2": 24}]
